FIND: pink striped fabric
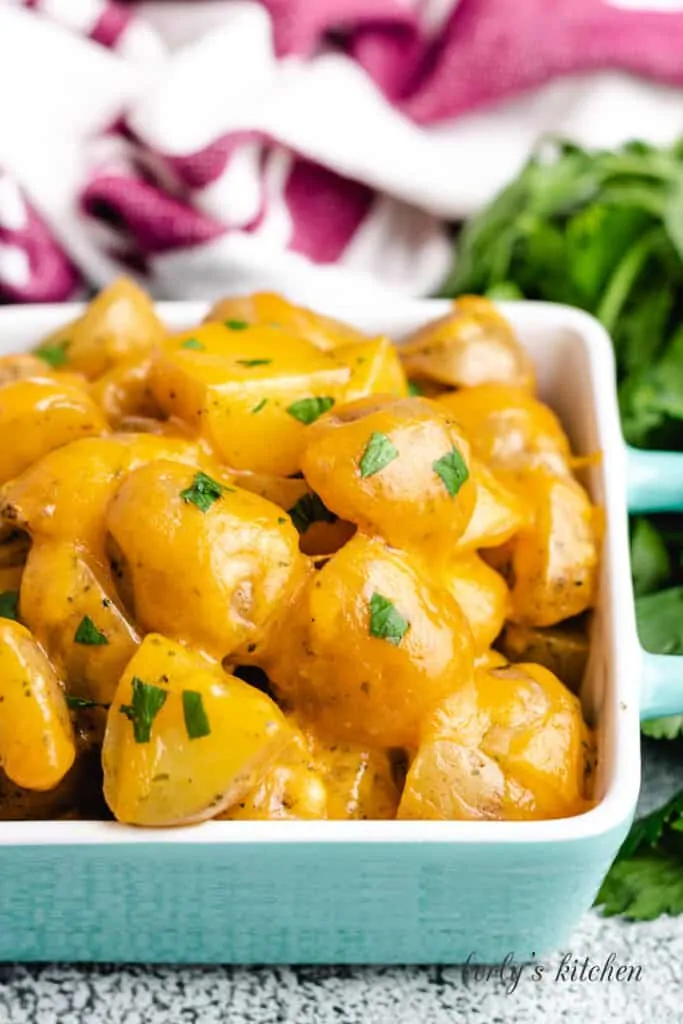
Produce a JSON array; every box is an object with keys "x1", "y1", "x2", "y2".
[{"x1": 4, "y1": 0, "x2": 683, "y2": 303}]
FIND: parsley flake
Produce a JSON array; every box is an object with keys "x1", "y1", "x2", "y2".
[
  {"x1": 182, "y1": 690, "x2": 211, "y2": 740},
  {"x1": 237, "y1": 358, "x2": 272, "y2": 367},
  {"x1": 251, "y1": 398, "x2": 268, "y2": 414},
  {"x1": 225, "y1": 320, "x2": 249, "y2": 330},
  {"x1": 180, "y1": 471, "x2": 225, "y2": 513},
  {"x1": 119, "y1": 677, "x2": 168, "y2": 744},
  {"x1": 407, "y1": 380, "x2": 424, "y2": 396},
  {"x1": 359, "y1": 432, "x2": 399, "y2": 478},
  {"x1": 433, "y1": 447, "x2": 469, "y2": 496},
  {"x1": 35, "y1": 340, "x2": 69, "y2": 367},
  {"x1": 74, "y1": 615, "x2": 109, "y2": 646},
  {"x1": 368, "y1": 592, "x2": 409, "y2": 646},
  {"x1": 181, "y1": 337, "x2": 205, "y2": 351},
  {"x1": 286, "y1": 397, "x2": 335, "y2": 425},
  {"x1": 287, "y1": 493, "x2": 337, "y2": 535},
  {"x1": 66, "y1": 695, "x2": 111, "y2": 711},
  {"x1": 0, "y1": 590, "x2": 19, "y2": 621}
]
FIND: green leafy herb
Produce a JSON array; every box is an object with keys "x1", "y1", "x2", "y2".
[
  {"x1": 73, "y1": 615, "x2": 109, "y2": 646},
  {"x1": 181, "y1": 337, "x2": 205, "y2": 351},
  {"x1": 119, "y1": 677, "x2": 168, "y2": 744},
  {"x1": 225, "y1": 320, "x2": 249, "y2": 330},
  {"x1": 407, "y1": 380, "x2": 424, "y2": 396},
  {"x1": 359, "y1": 432, "x2": 399, "y2": 478},
  {"x1": 0, "y1": 590, "x2": 18, "y2": 621},
  {"x1": 287, "y1": 493, "x2": 337, "y2": 535},
  {"x1": 251, "y1": 398, "x2": 268, "y2": 414},
  {"x1": 286, "y1": 397, "x2": 335, "y2": 424},
  {"x1": 236, "y1": 358, "x2": 272, "y2": 367},
  {"x1": 35, "y1": 340, "x2": 69, "y2": 367},
  {"x1": 180, "y1": 471, "x2": 225, "y2": 513},
  {"x1": 432, "y1": 447, "x2": 470, "y2": 496},
  {"x1": 595, "y1": 790, "x2": 683, "y2": 920},
  {"x1": 368, "y1": 592, "x2": 409, "y2": 646},
  {"x1": 66, "y1": 695, "x2": 111, "y2": 711},
  {"x1": 182, "y1": 690, "x2": 211, "y2": 740},
  {"x1": 631, "y1": 518, "x2": 671, "y2": 597},
  {"x1": 636, "y1": 586, "x2": 683, "y2": 655},
  {"x1": 641, "y1": 716, "x2": 683, "y2": 740}
]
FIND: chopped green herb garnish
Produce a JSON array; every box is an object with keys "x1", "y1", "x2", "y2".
[
  {"x1": 225, "y1": 319, "x2": 249, "y2": 330},
  {"x1": 119, "y1": 677, "x2": 168, "y2": 743},
  {"x1": 287, "y1": 493, "x2": 337, "y2": 535},
  {"x1": 180, "y1": 471, "x2": 225, "y2": 513},
  {"x1": 251, "y1": 398, "x2": 268, "y2": 414},
  {"x1": 35, "y1": 340, "x2": 69, "y2": 367},
  {"x1": 182, "y1": 690, "x2": 211, "y2": 740},
  {"x1": 66, "y1": 695, "x2": 111, "y2": 711},
  {"x1": 181, "y1": 337, "x2": 205, "y2": 351},
  {"x1": 0, "y1": 590, "x2": 18, "y2": 621},
  {"x1": 407, "y1": 379, "x2": 424, "y2": 396},
  {"x1": 368, "y1": 592, "x2": 409, "y2": 646},
  {"x1": 277, "y1": 516, "x2": 287, "y2": 524},
  {"x1": 433, "y1": 447, "x2": 470, "y2": 496},
  {"x1": 237, "y1": 358, "x2": 272, "y2": 367},
  {"x1": 359, "y1": 432, "x2": 399, "y2": 478},
  {"x1": 286, "y1": 397, "x2": 335, "y2": 425},
  {"x1": 74, "y1": 615, "x2": 109, "y2": 646}
]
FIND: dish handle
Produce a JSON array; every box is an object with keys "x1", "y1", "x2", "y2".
[{"x1": 641, "y1": 652, "x2": 683, "y2": 721}]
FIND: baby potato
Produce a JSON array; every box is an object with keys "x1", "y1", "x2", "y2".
[
  {"x1": 90, "y1": 358, "x2": 161, "y2": 427},
  {"x1": 106, "y1": 460, "x2": 309, "y2": 661},
  {"x1": 431, "y1": 554, "x2": 509, "y2": 653},
  {"x1": 45, "y1": 277, "x2": 167, "y2": 380},
  {"x1": 20, "y1": 541, "x2": 140, "y2": 707},
  {"x1": 0, "y1": 433, "x2": 208, "y2": 557},
  {"x1": 300, "y1": 396, "x2": 477, "y2": 552},
  {"x1": 204, "y1": 292, "x2": 368, "y2": 350},
  {"x1": 0, "y1": 620, "x2": 76, "y2": 791},
  {"x1": 221, "y1": 729, "x2": 327, "y2": 821},
  {"x1": 398, "y1": 663, "x2": 593, "y2": 821},
  {"x1": 0, "y1": 354, "x2": 53, "y2": 387},
  {"x1": 335, "y1": 337, "x2": 408, "y2": 402},
  {"x1": 438, "y1": 385, "x2": 571, "y2": 476},
  {"x1": 235, "y1": 472, "x2": 355, "y2": 556},
  {"x1": 307, "y1": 732, "x2": 401, "y2": 820},
  {"x1": 400, "y1": 296, "x2": 535, "y2": 390},
  {"x1": 486, "y1": 469, "x2": 599, "y2": 627},
  {"x1": 475, "y1": 648, "x2": 509, "y2": 669},
  {"x1": 265, "y1": 533, "x2": 474, "y2": 748},
  {"x1": 455, "y1": 458, "x2": 528, "y2": 552},
  {"x1": 102, "y1": 634, "x2": 289, "y2": 826},
  {"x1": 149, "y1": 322, "x2": 351, "y2": 475},
  {"x1": 0, "y1": 377, "x2": 107, "y2": 485},
  {"x1": 497, "y1": 620, "x2": 589, "y2": 693}
]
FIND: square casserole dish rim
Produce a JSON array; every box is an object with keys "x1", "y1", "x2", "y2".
[{"x1": 0, "y1": 296, "x2": 641, "y2": 849}]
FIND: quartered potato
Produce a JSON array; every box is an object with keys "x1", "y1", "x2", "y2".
[
  {"x1": 102, "y1": 634, "x2": 289, "y2": 826},
  {"x1": 0, "y1": 354, "x2": 53, "y2": 387},
  {"x1": 486, "y1": 469, "x2": 599, "y2": 627},
  {"x1": 398, "y1": 663, "x2": 594, "y2": 821},
  {"x1": 0, "y1": 620, "x2": 75, "y2": 791},
  {"x1": 455, "y1": 458, "x2": 528, "y2": 552},
  {"x1": 400, "y1": 296, "x2": 535, "y2": 390},
  {"x1": 105, "y1": 460, "x2": 309, "y2": 661},
  {"x1": 0, "y1": 377, "x2": 107, "y2": 485},
  {"x1": 301, "y1": 395, "x2": 477, "y2": 553},
  {"x1": 90, "y1": 358, "x2": 161, "y2": 427},
  {"x1": 265, "y1": 533, "x2": 474, "y2": 748},
  {"x1": 20, "y1": 541, "x2": 140, "y2": 707},
  {"x1": 431, "y1": 554, "x2": 509, "y2": 653},
  {"x1": 438, "y1": 385, "x2": 571, "y2": 476},
  {"x1": 149, "y1": 322, "x2": 351, "y2": 475},
  {"x1": 335, "y1": 337, "x2": 408, "y2": 402},
  {"x1": 36, "y1": 277, "x2": 167, "y2": 380},
  {"x1": 204, "y1": 292, "x2": 368, "y2": 351}
]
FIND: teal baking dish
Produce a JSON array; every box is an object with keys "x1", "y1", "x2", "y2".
[{"x1": 0, "y1": 295, "x2": 680, "y2": 965}]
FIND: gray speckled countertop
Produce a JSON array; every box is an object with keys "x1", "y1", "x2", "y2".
[{"x1": 0, "y1": 739, "x2": 681, "y2": 1024}]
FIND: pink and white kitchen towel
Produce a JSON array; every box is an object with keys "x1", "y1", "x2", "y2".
[{"x1": 2, "y1": 0, "x2": 683, "y2": 307}]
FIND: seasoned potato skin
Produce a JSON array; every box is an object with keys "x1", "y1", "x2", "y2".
[
  {"x1": 398, "y1": 663, "x2": 594, "y2": 821},
  {"x1": 430, "y1": 554, "x2": 509, "y2": 654},
  {"x1": 0, "y1": 620, "x2": 76, "y2": 791},
  {"x1": 103, "y1": 634, "x2": 289, "y2": 826},
  {"x1": 301, "y1": 395, "x2": 477, "y2": 553}
]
